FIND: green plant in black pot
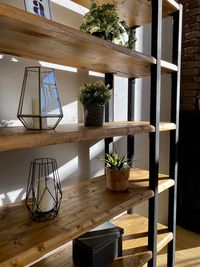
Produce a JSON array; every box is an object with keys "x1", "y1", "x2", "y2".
[
  {"x1": 80, "y1": 3, "x2": 135, "y2": 47},
  {"x1": 78, "y1": 80, "x2": 111, "y2": 127}
]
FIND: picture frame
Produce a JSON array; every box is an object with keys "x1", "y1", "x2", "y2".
[{"x1": 24, "y1": 0, "x2": 52, "y2": 19}]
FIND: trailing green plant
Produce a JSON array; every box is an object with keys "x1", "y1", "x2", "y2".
[
  {"x1": 80, "y1": 3, "x2": 136, "y2": 47},
  {"x1": 103, "y1": 152, "x2": 132, "y2": 170},
  {"x1": 78, "y1": 80, "x2": 111, "y2": 106}
]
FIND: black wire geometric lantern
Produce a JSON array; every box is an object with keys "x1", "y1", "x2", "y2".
[
  {"x1": 25, "y1": 158, "x2": 62, "y2": 221},
  {"x1": 17, "y1": 67, "x2": 63, "y2": 130}
]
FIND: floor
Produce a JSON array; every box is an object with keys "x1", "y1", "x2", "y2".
[{"x1": 157, "y1": 226, "x2": 200, "y2": 267}]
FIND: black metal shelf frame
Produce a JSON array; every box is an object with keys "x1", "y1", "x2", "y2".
[
  {"x1": 148, "y1": 0, "x2": 162, "y2": 266},
  {"x1": 148, "y1": 1, "x2": 183, "y2": 267},
  {"x1": 168, "y1": 5, "x2": 183, "y2": 267},
  {"x1": 105, "y1": 73, "x2": 114, "y2": 155},
  {"x1": 103, "y1": 1, "x2": 182, "y2": 266}
]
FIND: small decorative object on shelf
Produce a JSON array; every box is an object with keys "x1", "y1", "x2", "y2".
[
  {"x1": 78, "y1": 80, "x2": 111, "y2": 127},
  {"x1": 103, "y1": 152, "x2": 132, "y2": 191},
  {"x1": 80, "y1": 3, "x2": 136, "y2": 47},
  {"x1": 24, "y1": 0, "x2": 52, "y2": 19},
  {"x1": 73, "y1": 221, "x2": 124, "y2": 267},
  {"x1": 25, "y1": 158, "x2": 62, "y2": 221},
  {"x1": 17, "y1": 67, "x2": 63, "y2": 130}
]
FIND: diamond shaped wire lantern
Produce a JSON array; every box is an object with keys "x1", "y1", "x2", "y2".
[
  {"x1": 17, "y1": 67, "x2": 63, "y2": 130},
  {"x1": 25, "y1": 158, "x2": 62, "y2": 221}
]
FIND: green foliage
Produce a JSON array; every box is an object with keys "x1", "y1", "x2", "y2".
[
  {"x1": 78, "y1": 80, "x2": 111, "y2": 106},
  {"x1": 80, "y1": 3, "x2": 136, "y2": 47},
  {"x1": 104, "y1": 152, "x2": 131, "y2": 170}
]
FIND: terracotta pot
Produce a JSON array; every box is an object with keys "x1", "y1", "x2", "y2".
[{"x1": 105, "y1": 167, "x2": 130, "y2": 192}]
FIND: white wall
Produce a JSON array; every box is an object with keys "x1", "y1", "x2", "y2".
[
  {"x1": 0, "y1": 0, "x2": 104, "y2": 206},
  {"x1": 0, "y1": 1, "x2": 173, "y2": 224}
]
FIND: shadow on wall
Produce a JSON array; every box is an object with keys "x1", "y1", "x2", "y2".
[
  {"x1": 0, "y1": 55, "x2": 107, "y2": 206},
  {"x1": 0, "y1": 0, "x2": 130, "y2": 206}
]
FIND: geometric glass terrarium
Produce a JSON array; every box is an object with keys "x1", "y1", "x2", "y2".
[
  {"x1": 17, "y1": 67, "x2": 63, "y2": 130},
  {"x1": 25, "y1": 158, "x2": 62, "y2": 221}
]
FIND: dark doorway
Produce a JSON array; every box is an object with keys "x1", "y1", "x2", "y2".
[{"x1": 177, "y1": 111, "x2": 200, "y2": 234}]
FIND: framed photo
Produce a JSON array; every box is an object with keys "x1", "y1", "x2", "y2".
[{"x1": 24, "y1": 0, "x2": 52, "y2": 19}]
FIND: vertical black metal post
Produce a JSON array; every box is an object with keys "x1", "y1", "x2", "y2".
[
  {"x1": 127, "y1": 77, "x2": 135, "y2": 215},
  {"x1": 168, "y1": 5, "x2": 183, "y2": 267},
  {"x1": 105, "y1": 73, "x2": 114, "y2": 154},
  {"x1": 127, "y1": 77, "x2": 135, "y2": 162},
  {"x1": 127, "y1": 27, "x2": 137, "y2": 215},
  {"x1": 148, "y1": 1, "x2": 162, "y2": 267},
  {"x1": 127, "y1": 27, "x2": 137, "y2": 163}
]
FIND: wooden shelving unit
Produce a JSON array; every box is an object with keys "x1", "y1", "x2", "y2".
[
  {"x1": 0, "y1": 0, "x2": 182, "y2": 266},
  {"x1": 33, "y1": 213, "x2": 173, "y2": 267},
  {"x1": 0, "y1": 121, "x2": 175, "y2": 152},
  {"x1": 0, "y1": 3, "x2": 177, "y2": 78},
  {"x1": 114, "y1": 214, "x2": 173, "y2": 255},
  {"x1": 0, "y1": 169, "x2": 174, "y2": 267}
]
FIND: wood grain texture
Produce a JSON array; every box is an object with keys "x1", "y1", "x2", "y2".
[
  {"x1": 0, "y1": 121, "x2": 176, "y2": 152},
  {"x1": 0, "y1": 3, "x2": 152, "y2": 78},
  {"x1": 131, "y1": 168, "x2": 174, "y2": 194},
  {"x1": 0, "y1": 3, "x2": 177, "y2": 78},
  {"x1": 113, "y1": 214, "x2": 173, "y2": 254},
  {"x1": 34, "y1": 246, "x2": 152, "y2": 267},
  {"x1": 34, "y1": 213, "x2": 172, "y2": 267},
  {"x1": 0, "y1": 172, "x2": 153, "y2": 267},
  {"x1": 72, "y1": 0, "x2": 180, "y2": 27},
  {"x1": 110, "y1": 252, "x2": 152, "y2": 267},
  {"x1": 0, "y1": 169, "x2": 173, "y2": 267},
  {"x1": 156, "y1": 226, "x2": 200, "y2": 267}
]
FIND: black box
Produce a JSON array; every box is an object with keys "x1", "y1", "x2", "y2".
[{"x1": 73, "y1": 222, "x2": 124, "y2": 267}]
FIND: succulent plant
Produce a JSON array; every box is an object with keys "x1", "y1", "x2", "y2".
[{"x1": 104, "y1": 152, "x2": 132, "y2": 170}]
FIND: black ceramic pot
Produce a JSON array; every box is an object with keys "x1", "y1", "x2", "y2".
[{"x1": 83, "y1": 105, "x2": 104, "y2": 127}]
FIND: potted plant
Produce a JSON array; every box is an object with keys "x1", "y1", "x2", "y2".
[
  {"x1": 80, "y1": 3, "x2": 135, "y2": 47},
  {"x1": 78, "y1": 80, "x2": 111, "y2": 126},
  {"x1": 103, "y1": 152, "x2": 132, "y2": 192}
]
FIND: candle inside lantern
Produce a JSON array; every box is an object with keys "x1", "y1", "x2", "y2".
[
  {"x1": 36, "y1": 176, "x2": 56, "y2": 212},
  {"x1": 32, "y1": 98, "x2": 39, "y2": 129}
]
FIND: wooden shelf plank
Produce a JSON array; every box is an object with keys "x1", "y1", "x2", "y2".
[
  {"x1": 33, "y1": 242, "x2": 152, "y2": 267},
  {"x1": 109, "y1": 252, "x2": 152, "y2": 267},
  {"x1": 0, "y1": 4, "x2": 177, "y2": 78},
  {"x1": 72, "y1": 0, "x2": 180, "y2": 27},
  {"x1": 164, "y1": 0, "x2": 180, "y2": 15},
  {"x1": 0, "y1": 3, "x2": 153, "y2": 78},
  {"x1": 0, "y1": 172, "x2": 154, "y2": 267},
  {"x1": 159, "y1": 122, "x2": 176, "y2": 132},
  {"x1": 33, "y1": 213, "x2": 172, "y2": 267},
  {"x1": 161, "y1": 60, "x2": 178, "y2": 73},
  {"x1": 0, "y1": 169, "x2": 173, "y2": 267},
  {"x1": 132, "y1": 169, "x2": 175, "y2": 194},
  {"x1": 0, "y1": 121, "x2": 175, "y2": 152},
  {"x1": 113, "y1": 213, "x2": 173, "y2": 255},
  {"x1": 0, "y1": 169, "x2": 172, "y2": 267}
]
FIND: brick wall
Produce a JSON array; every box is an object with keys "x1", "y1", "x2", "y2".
[{"x1": 180, "y1": 0, "x2": 200, "y2": 110}]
